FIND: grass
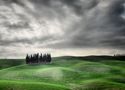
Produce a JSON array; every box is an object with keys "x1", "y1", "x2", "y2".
[
  {"x1": 0, "y1": 57, "x2": 125, "y2": 90},
  {"x1": 0, "y1": 80, "x2": 69, "y2": 90},
  {"x1": 0, "y1": 59, "x2": 24, "y2": 70}
]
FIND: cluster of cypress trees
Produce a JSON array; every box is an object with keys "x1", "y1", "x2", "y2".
[{"x1": 25, "y1": 53, "x2": 52, "y2": 64}]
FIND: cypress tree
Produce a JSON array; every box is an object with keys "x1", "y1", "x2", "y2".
[{"x1": 26, "y1": 54, "x2": 29, "y2": 64}]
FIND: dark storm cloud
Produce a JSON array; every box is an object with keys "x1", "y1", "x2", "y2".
[
  {"x1": 41, "y1": 0, "x2": 125, "y2": 50},
  {"x1": 4, "y1": 0, "x2": 25, "y2": 6},
  {"x1": 3, "y1": 22, "x2": 30, "y2": 29},
  {"x1": 60, "y1": 0, "x2": 83, "y2": 15},
  {"x1": 100, "y1": 0, "x2": 125, "y2": 49},
  {"x1": 107, "y1": 0, "x2": 125, "y2": 25},
  {"x1": 0, "y1": 0, "x2": 125, "y2": 57},
  {"x1": 31, "y1": 0, "x2": 51, "y2": 6},
  {"x1": 30, "y1": 0, "x2": 99, "y2": 15},
  {"x1": 60, "y1": 0, "x2": 99, "y2": 15}
]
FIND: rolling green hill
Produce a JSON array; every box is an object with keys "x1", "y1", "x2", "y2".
[
  {"x1": 0, "y1": 59, "x2": 25, "y2": 70},
  {"x1": 0, "y1": 57, "x2": 125, "y2": 90}
]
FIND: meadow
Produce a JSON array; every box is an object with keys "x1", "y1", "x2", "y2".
[{"x1": 0, "y1": 56, "x2": 125, "y2": 90}]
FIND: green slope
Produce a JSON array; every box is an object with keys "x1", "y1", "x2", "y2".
[
  {"x1": 0, "y1": 80, "x2": 69, "y2": 90},
  {"x1": 0, "y1": 58, "x2": 125, "y2": 90},
  {"x1": 0, "y1": 59, "x2": 24, "y2": 69}
]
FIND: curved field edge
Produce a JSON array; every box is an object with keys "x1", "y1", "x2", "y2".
[{"x1": 0, "y1": 80, "x2": 69, "y2": 90}]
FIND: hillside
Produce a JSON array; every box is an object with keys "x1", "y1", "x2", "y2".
[
  {"x1": 54, "y1": 55, "x2": 125, "y2": 61},
  {"x1": 0, "y1": 59, "x2": 25, "y2": 70},
  {"x1": 0, "y1": 57, "x2": 125, "y2": 90}
]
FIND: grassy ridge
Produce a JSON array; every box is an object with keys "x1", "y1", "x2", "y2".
[
  {"x1": 0, "y1": 80, "x2": 69, "y2": 90},
  {"x1": 0, "y1": 57, "x2": 125, "y2": 90},
  {"x1": 0, "y1": 59, "x2": 24, "y2": 69}
]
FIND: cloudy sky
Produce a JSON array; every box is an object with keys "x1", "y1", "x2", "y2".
[{"x1": 0, "y1": 0, "x2": 125, "y2": 58}]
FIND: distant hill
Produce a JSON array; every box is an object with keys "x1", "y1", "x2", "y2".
[
  {"x1": 0, "y1": 55, "x2": 124, "y2": 70},
  {"x1": 0, "y1": 59, "x2": 25, "y2": 69},
  {"x1": 54, "y1": 55, "x2": 125, "y2": 61}
]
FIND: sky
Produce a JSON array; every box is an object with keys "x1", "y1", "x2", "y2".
[{"x1": 0, "y1": 0, "x2": 125, "y2": 58}]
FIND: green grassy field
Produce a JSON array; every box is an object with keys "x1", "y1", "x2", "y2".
[
  {"x1": 0, "y1": 59, "x2": 24, "y2": 70},
  {"x1": 0, "y1": 57, "x2": 125, "y2": 90}
]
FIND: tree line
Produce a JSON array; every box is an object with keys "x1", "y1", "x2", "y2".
[{"x1": 25, "y1": 53, "x2": 52, "y2": 64}]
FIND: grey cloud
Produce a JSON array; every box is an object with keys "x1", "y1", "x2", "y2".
[
  {"x1": 30, "y1": 0, "x2": 99, "y2": 15},
  {"x1": 4, "y1": 0, "x2": 25, "y2": 6},
  {"x1": 3, "y1": 22, "x2": 30, "y2": 29},
  {"x1": 71, "y1": 0, "x2": 125, "y2": 49},
  {"x1": 60, "y1": 0, "x2": 99, "y2": 15},
  {"x1": 0, "y1": 0, "x2": 125, "y2": 57},
  {"x1": 107, "y1": 0, "x2": 125, "y2": 25},
  {"x1": 0, "y1": 39, "x2": 32, "y2": 46},
  {"x1": 40, "y1": 0, "x2": 125, "y2": 50}
]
